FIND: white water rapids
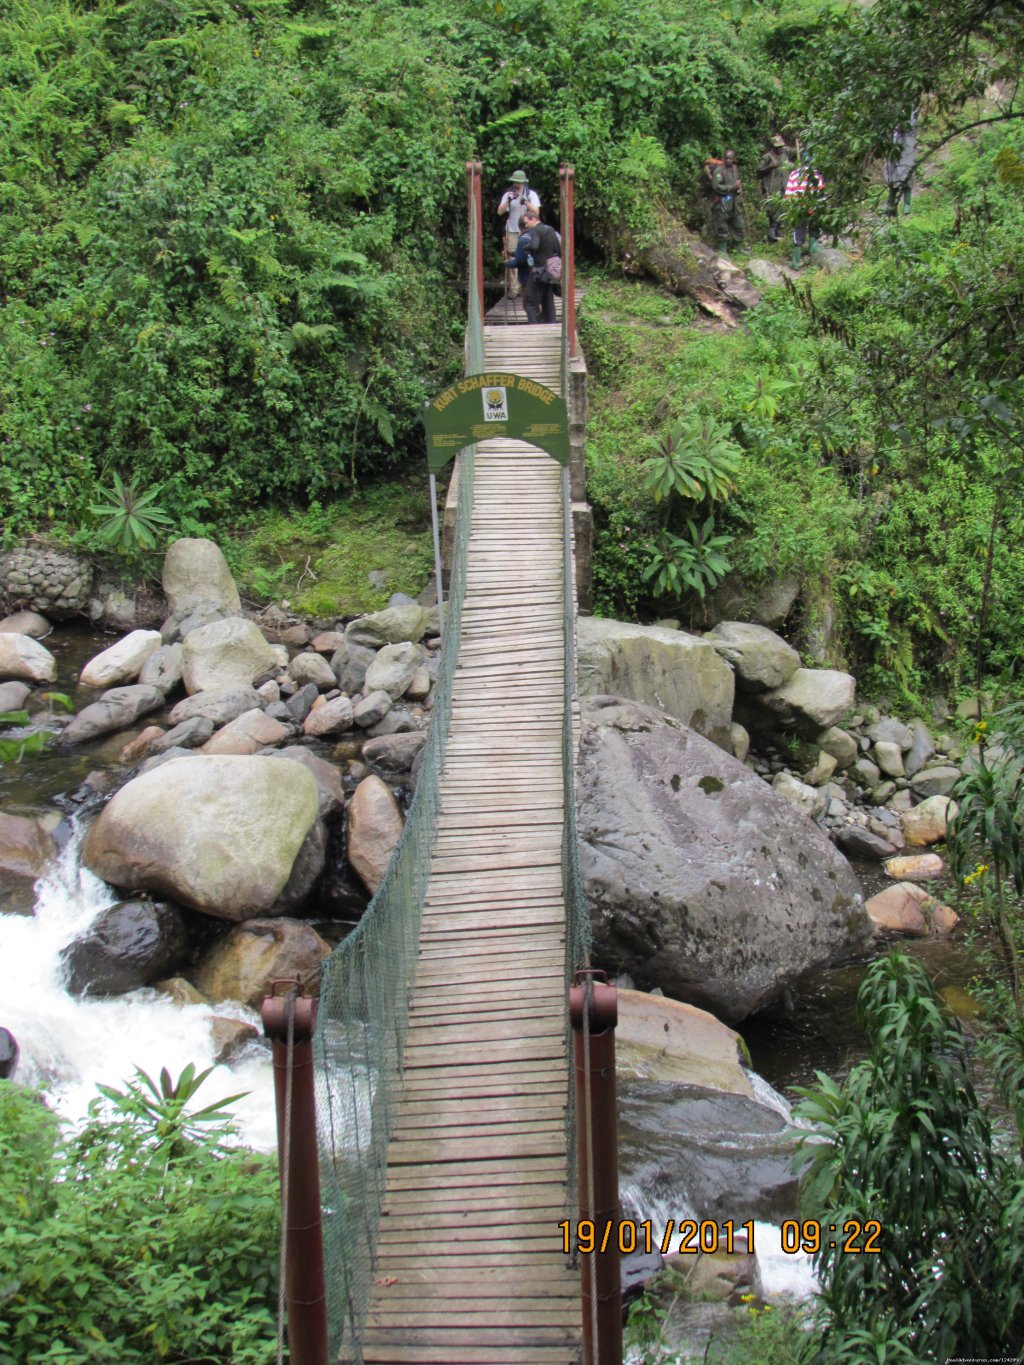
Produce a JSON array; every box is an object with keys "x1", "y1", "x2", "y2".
[{"x1": 0, "y1": 827, "x2": 277, "y2": 1149}]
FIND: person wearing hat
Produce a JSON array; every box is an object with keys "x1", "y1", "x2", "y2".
[
  {"x1": 709, "y1": 149, "x2": 744, "y2": 257},
  {"x1": 498, "y1": 170, "x2": 540, "y2": 296},
  {"x1": 757, "y1": 135, "x2": 795, "y2": 242}
]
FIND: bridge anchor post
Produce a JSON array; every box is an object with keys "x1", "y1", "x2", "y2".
[
  {"x1": 570, "y1": 971, "x2": 622, "y2": 1365},
  {"x1": 262, "y1": 982, "x2": 329, "y2": 1365}
]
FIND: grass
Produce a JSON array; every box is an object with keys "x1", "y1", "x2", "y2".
[{"x1": 222, "y1": 471, "x2": 441, "y2": 619}]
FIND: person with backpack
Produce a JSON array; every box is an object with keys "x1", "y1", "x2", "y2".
[
  {"x1": 505, "y1": 207, "x2": 561, "y2": 324},
  {"x1": 756, "y1": 134, "x2": 794, "y2": 241}
]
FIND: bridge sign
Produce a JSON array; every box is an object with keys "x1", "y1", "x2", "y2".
[{"x1": 424, "y1": 371, "x2": 570, "y2": 470}]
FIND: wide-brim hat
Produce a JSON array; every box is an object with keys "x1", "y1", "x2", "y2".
[
  {"x1": 771, "y1": 135, "x2": 785, "y2": 147},
  {"x1": 510, "y1": 169, "x2": 527, "y2": 182}
]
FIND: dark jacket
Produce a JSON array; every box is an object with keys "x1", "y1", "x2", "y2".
[{"x1": 506, "y1": 223, "x2": 561, "y2": 287}]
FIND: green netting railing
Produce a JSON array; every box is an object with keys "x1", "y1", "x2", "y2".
[
  {"x1": 312, "y1": 187, "x2": 484, "y2": 1364},
  {"x1": 559, "y1": 165, "x2": 592, "y2": 1221}
]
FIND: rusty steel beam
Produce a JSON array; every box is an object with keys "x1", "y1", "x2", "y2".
[
  {"x1": 570, "y1": 972, "x2": 622, "y2": 1365},
  {"x1": 262, "y1": 984, "x2": 328, "y2": 1365}
]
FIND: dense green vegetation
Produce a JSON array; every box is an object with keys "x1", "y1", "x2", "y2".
[
  {"x1": 0, "y1": 1066, "x2": 279, "y2": 1362},
  {"x1": 3, "y1": 0, "x2": 1021, "y2": 703}
]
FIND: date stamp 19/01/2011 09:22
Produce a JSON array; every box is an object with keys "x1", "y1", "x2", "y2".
[{"x1": 558, "y1": 1218, "x2": 883, "y2": 1258}]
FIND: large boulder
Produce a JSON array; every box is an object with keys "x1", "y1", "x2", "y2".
[
  {"x1": 0, "y1": 610, "x2": 51, "y2": 637},
  {"x1": 139, "y1": 643, "x2": 184, "y2": 693},
  {"x1": 162, "y1": 539, "x2": 241, "y2": 615},
  {"x1": 577, "y1": 698, "x2": 870, "y2": 1022},
  {"x1": 703, "y1": 622, "x2": 800, "y2": 693},
  {"x1": 705, "y1": 571, "x2": 801, "y2": 629},
  {"x1": 79, "y1": 630, "x2": 163, "y2": 689},
  {"x1": 265, "y1": 747, "x2": 344, "y2": 820},
  {"x1": 287, "y1": 652, "x2": 337, "y2": 689},
  {"x1": 345, "y1": 605, "x2": 426, "y2": 647},
  {"x1": 60, "y1": 898, "x2": 189, "y2": 996},
  {"x1": 82, "y1": 754, "x2": 320, "y2": 920},
  {"x1": 181, "y1": 617, "x2": 278, "y2": 694},
  {"x1": 347, "y1": 774, "x2": 404, "y2": 895},
  {"x1": 753, "y1": 668, "x2": 856, "y2": 737},
  {"x1": 331, "y1": 642, "x2": 375, "y2": 694},
  {"x1": 190, "y1": 918, "x2": 331, "y2": 1009},
  {"x1": 0, "y1": 633, "x2": 57, "y2": 684},
  {"x1": 62, "y1": 684, "x2": 166, "y2": 745},
  {"x1": 0, "y1": 813, "x2": 56, "y2": 914},
  {"x1": 576, "y1": 618, "x2": 734, "y2": 750}
]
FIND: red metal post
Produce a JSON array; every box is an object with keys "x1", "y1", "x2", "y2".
[
  {"x1": 465, "y1": 159, "x2": 484, "y2": 317},
  {"x1": 560, "y1": 165, "x2": 578, "y2": 357},
  {"x1": 262, "y1": 984, "x2": 328, "y2": 1365},
  {"x1": 570, "y1": 971, "x2": 622, "y2": 1365}
]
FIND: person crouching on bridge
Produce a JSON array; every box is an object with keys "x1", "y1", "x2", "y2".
[{"x1": 505, "y1": 208, "x2": 561, "y2": 324}]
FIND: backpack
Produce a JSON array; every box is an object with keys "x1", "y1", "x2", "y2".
[{"x1": 542, "y1": 255, "x2": 562, "y2": 284}]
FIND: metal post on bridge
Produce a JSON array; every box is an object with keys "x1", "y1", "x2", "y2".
[
  {"x1": 559, "y1": 165, "x2": 578, "y2": 357},
  {"x1": 466, "y1": 158, "x2": 484, "y2": 321},
  {"x1": 262, "y1": 981, "x2": 328, "y2": 1365},
  {"x1": 570, "y1": 970, "x2": 622, "y2": 1365}
]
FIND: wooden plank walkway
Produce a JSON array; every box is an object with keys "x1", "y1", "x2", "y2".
[{"x1": 362, "y1": 321, "x2": 582, "y2": 1364}]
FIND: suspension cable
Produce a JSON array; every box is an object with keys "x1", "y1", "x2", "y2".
[{"x1": 276, "y1": 986, "x2": 296, "y2": 1365}]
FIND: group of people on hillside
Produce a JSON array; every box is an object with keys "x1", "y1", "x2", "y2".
[
  {"x1": 704, "y1": 140, "x2": 827, "y2": 270},
  {"x1": 703, "y1": 115, "x2": 916, "y2": 267}
]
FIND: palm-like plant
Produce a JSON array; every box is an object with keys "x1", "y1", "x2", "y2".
[
  {"x1": 90, "y1": 473, "x2": 173, "y2": 552},
  {"x1": 641, "y1": 414, "x2": 741, "y2": 508}
]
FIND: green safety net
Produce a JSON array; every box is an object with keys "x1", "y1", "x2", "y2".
[{"x1": 312, "y1": 175, "x2": 589, "y2": 1361}]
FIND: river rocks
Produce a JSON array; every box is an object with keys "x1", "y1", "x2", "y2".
[
  {"x1": 904, "y1": 719, "x2": 936, "y2": 777},
  {"x1": 310, "y1": 630, "x2": 346, "y2": 654},
  {"x1": 900, "y1": 794, "x2": 954, "y2": 846},
  {"x1": 303, "y1": 695, "x2": 355, "y2": 737},
  {"x1": 190, "y1": 918, "x2": 331, "y2": 1009},
  {"x1": 364, "y1": 641, "x2": 424, "y2": 700},
  {"x1": 873, "y1": 740, "x2": 905, "y2": 778},
  {"x1": 0, "y1": 813, "x2": 57, "y2": 914},
  {"x1": 0, "y1": 681, "x2": 31, "y2": 713},
  {"x1": 162, "y1": 602, "x2": 230, "y2": 644},
  {"x1": 705, "y1": 571, "x2": 801, "y2": 629},
  {"x1": 0, "y1": 633, "x2": 57, "y2": 684},
  {"x1": 265, "y1": 747, "x2": 344, "y2": 820},
  {"x1": 181, "y1": 617, "x2": 278, "y2": 694},
  {"x1": 910, "y1": 765, "x2": 960, "y2": 798},
  {"x1": 883, "y1": 852, "x2": 944, "y2": 880},
  {"x1": 288, "y1": 652, "x2": 337, "y2": 689},
  {"x1": 162, "y1": 538, "x2": 241, "y2": 615},
  {"x1": 82, "y1": 754, "x2": 321, "y2": 920},
  {"x1": 833, "y1": 823, "x2": 902, "y2": 860},
  {"x1": 79, "y1": 630, "x2": 163, "y2": 689},
  {"x1": 801, "y1": 749, "x2": 837, "y2": 787},
  {"x1": 345, "y1": 605, "x2": 426, "y2": 648},
  {"x1": 0, "y1": 609, "x2": 51, "y2": 637},
  {"x1": 210, "y1": 1016, "x2": 260, "y2": 1064},
  {"x1": 577, "y1": 618, "x2": 734, "y2": 749},
  {"x1": 771, "y1": 771, "x2": 824, "y2": 820},
  {"x1": 139, "y1": 643, "x2": 184, "y2": 693},
  {"x1": 168, "y1": 685, "x2": 264, "y2": 727},
  {"x1": 617, "y1": 990, "x2": 752, "y2": 1094},
  {"x1": 201, "y1": 708, "x2": 291, "y2": 755},
  {"x1": 60, "y1": 898, "x2": 189, "y2": 996},
  {"x1": 755, "y1": 668, "x2": 856, "y2": 738},
  {"x1": 353, "y1": 690, "x2": 392, "y2": 729},
  {"x1": 362, "y1": 732, "x2": 427, "y2": 774},
  {"x1": 331, "y1": 642, "x2": 375, "y2": 695},
  {"x1": 347, "y1": 774, "x2": 404, "y2": 895},
  {"x1": 63, "y1": 683, "x2": 166, "y2": 745},
  {"x1": 0, "y1": 544, "x2": 93, "y2": 616},
  {"x1": 703, "y1": 622, "x2": 800, "y2": 693},
  {"x1": 120, "y1": 725, "x2": 167, "y2": 763},
  {"x1": 152, "y1": 717, "x2": 214, "y2": 751},
  {"x1": 866, "y1": 882, "x2": 958, "y2": 937},
  {"x1": 817, "y1": 726, "x2": 858, "y2": 768},
  {"x1": 577, "y1": 698, "x2": 870, "y2": 1021},
  {"x1": 867, "y1": 717, "x2": 914, "y2": 750}
]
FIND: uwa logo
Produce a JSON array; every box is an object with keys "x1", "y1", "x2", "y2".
[{"x1": 482, "y1": 387, "x2": 509, "y2": 422}]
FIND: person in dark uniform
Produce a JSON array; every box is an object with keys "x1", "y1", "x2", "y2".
[
  {"x1": 710, "y1": 149, "x2": 744, "y2": 256},
  {"x1": 757, "y1": 135, "x2": 794, "y2": 241}
]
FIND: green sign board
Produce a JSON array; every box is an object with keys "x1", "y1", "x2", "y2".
[{"x1": 424, "y1": 371, "x2": 569, "y2": 471}]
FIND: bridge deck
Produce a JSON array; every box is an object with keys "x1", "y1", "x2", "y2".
[{"x1": 362, "y1": 322, "x2": 582, "y2": 1363}]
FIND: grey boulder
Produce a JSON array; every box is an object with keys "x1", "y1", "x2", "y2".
[
  {"x1": 703, "y1": 621, "x2": 800, "y2": 693},
  {"x1": 60, "y1": 898, "x2": 189, "y2": 996},
  {"x1": 63, "y1": 684, "x2": 166, "y2": 745},
  {"x1": 577, "y1": 698, "x2": 869, "y2": 1022}
]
